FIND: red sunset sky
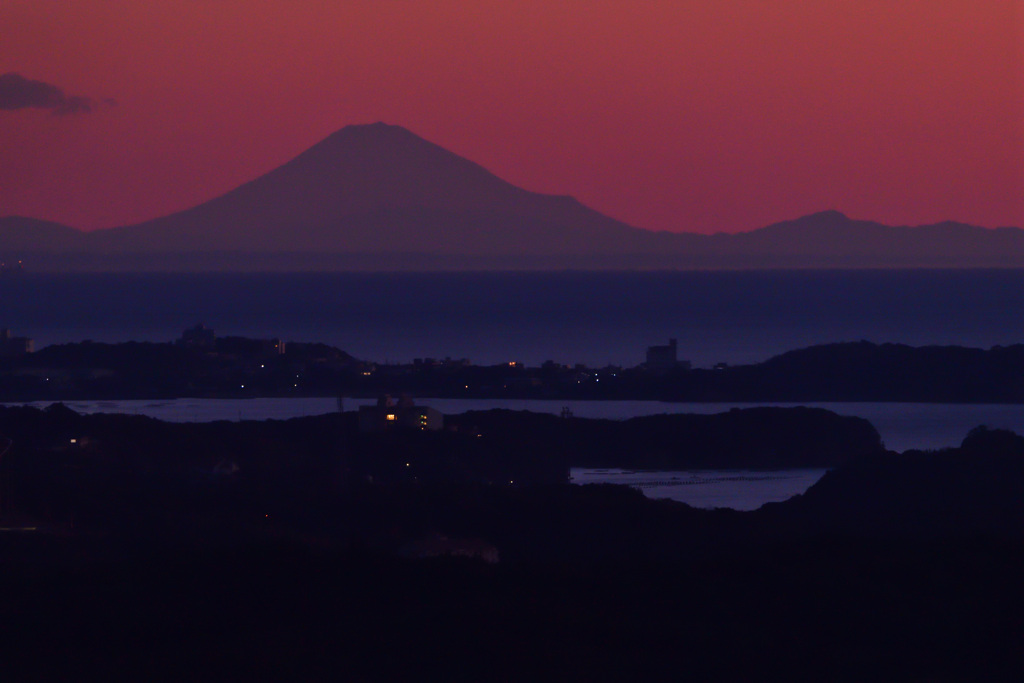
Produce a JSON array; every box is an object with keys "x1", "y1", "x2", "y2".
[{"x1": 1, "y1": 1, "x2": 1021, "y2": 234}]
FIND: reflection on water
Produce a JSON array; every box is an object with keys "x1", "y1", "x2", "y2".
[{"x1": 570, "y1": 468, "x2": 827, "y2": 510}]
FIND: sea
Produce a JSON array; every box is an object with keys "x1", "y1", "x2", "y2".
[
  {"x1": 2, "y1": 269, "x2": 1024, "y2": 367},
  {"x1": 4, "y1": 269, "x2": 1024, "y2": 509}
]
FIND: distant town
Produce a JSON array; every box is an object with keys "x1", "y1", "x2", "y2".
[{"x1": 2, "y1": 323, "x2": 1023, "y2": 403}]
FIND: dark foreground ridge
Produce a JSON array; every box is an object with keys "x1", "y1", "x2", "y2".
[
  {"x1": 1, "y1": 404, "x2": 1023, "y2": 679},
  {"x1": 0, "y1": 403, "x2": 881, "y2": 505},
  {"x1": 4, "y1": 334, "x2": 1024, "y2": 402}
]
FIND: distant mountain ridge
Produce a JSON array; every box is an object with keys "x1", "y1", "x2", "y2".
[
  {"x1": 2, "y1": 123, "x2": 1022, "y2": 270},
  {"x1": 0, "y1": 215, "x2": 85, "y2": 251}
]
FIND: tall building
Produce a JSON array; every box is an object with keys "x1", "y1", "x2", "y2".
[
  {"x1": 179, "y1": 323, "x2": 216, "y2": 349},
  {"x1": 645, "y1": 338, "x2": 679, "y2": 370},
  {"x1": 0, "y1": 328, "x2": 33, "y2": 356}
]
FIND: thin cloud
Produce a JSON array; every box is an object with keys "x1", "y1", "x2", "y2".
[{"x1": 0, "y1": 73, "x2": 113, "y2": 116}]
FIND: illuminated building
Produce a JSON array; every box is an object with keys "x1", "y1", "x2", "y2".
[{"x1": 358, "y1": 394, "x2": 444, "y2": 432}]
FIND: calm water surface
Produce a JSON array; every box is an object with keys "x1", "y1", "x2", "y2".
[
  {"x1": 569, "y1": 468, "x2": 827, "y2": 510},
  {"x1": 3, "y1": 270, "x2": 1024, "y2": 367}
]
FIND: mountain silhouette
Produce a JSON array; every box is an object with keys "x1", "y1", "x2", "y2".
[
  {"x1": 0, "y1": 215, "x2": 85, "y2": 251},
  {"x1": 722, "y1": 210, "x2": 1024, "y2": 264},
  {"x1": 89, "y1": 122, "x2": 661, "y2": 255},
  {"x1": 2, "y1": 123, "x2": 1022, "y2": 270}
]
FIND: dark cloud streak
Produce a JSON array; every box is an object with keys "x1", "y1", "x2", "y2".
[{"x1": 0, "y1": 73, "x2": 112, "y2": 115}]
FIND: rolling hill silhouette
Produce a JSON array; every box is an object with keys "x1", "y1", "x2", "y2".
[{"x1": 2, "y1": 123, "x2": 1022, "y2": 269}]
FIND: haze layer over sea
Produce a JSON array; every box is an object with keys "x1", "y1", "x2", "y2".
[{"x1": 2, "y1": 270, "x2": 1023, "y2": 367}]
